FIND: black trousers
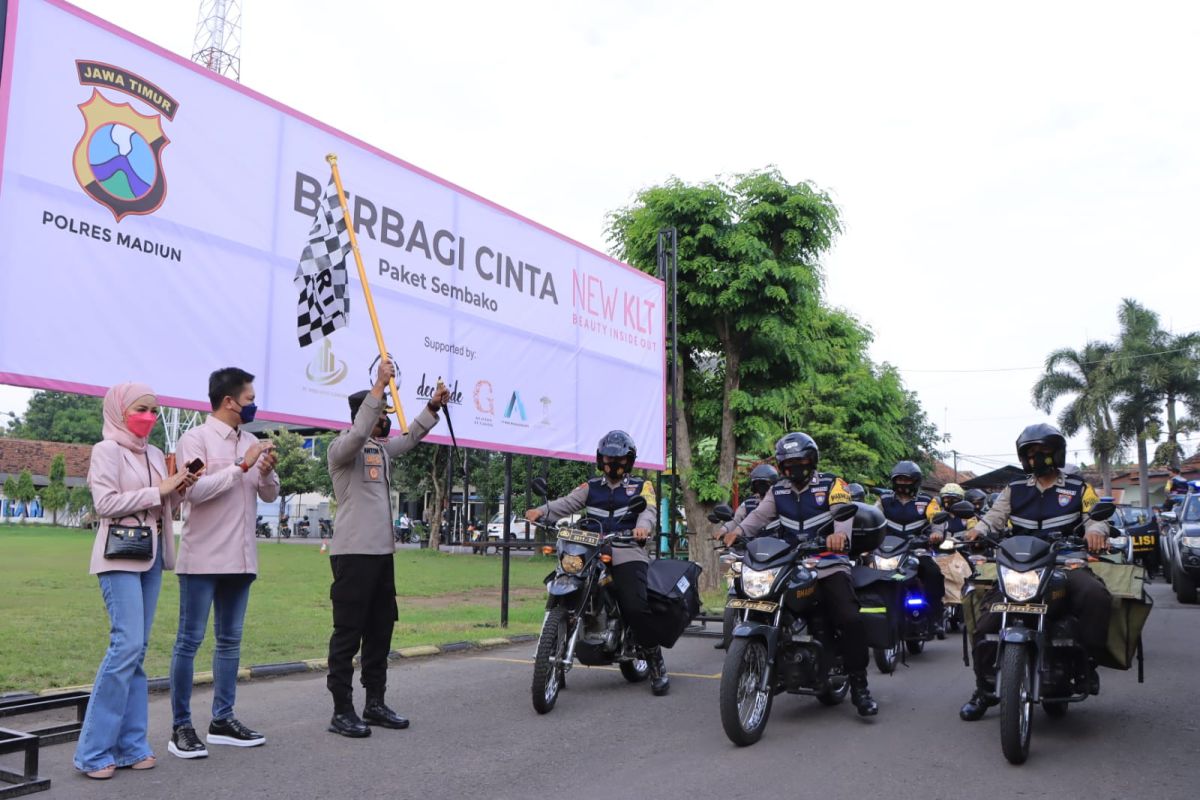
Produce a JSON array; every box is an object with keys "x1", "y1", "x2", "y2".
[
  {"x1": 818, "y1": 571, "x2": 869, "y2": 674},
  {"x1": 917, "y1": 555, "x2": 946, "y2": 621},
  {"x1": 327, "y1": 554, "x2": 398, "y2": 712},
  {"x1": 610, "y1": 561, "x2": 664, "y2": 651},
  {"x1": 971, "y1": 568, "x2": 1112, "y2": 684}
]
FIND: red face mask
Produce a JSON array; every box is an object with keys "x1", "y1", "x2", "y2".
[{"x1": 126, "y1": 411, "x2": 157, "y2": 439}]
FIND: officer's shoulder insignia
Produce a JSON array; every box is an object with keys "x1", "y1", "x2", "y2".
[{"x1": 916, "y1": 502, "x2": 928, "y2": 513}]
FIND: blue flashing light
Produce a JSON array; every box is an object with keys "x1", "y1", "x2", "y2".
[{"x1": 905, "y1": 596, "x2": 927, "y2": 608}]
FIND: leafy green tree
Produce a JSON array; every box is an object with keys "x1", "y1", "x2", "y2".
[
  {"x1": 1145, "y1": 330, "x2": 1200, "y2": 469},
  {"x1": 267, "y1": 428, "x2": 321, "y2": 523},
  {"x1": 68, "y1": 485, "x2": 94, "y2": 527},
  {"x1": 1033, "y1": 341, "x2": 1122, "y2": 494},
  {"x1": 609, "y1": 169, "x2": 936, "y2": 587},
  {"x1": 41, "y1": 454, "x2": 69, "y2": 525},
  {"x1": 1112, "y1": 299, "x2": 1166, "y2": 509},
  {"x1": 13, "y1": 470, "x2": 36, "y2": 522},
  {"x1": 2, "y1": 474, "x2": 16, "y2": 515},
  {"x1": 4, "y1": 392, "x2": 103, "y2": 443}
]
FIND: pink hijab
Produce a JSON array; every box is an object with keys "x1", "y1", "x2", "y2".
[{"x1": 102, "y1": 382, "x2": 156, "y2": 454}]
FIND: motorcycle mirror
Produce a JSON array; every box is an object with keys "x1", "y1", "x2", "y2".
[
  {"x1": 1088, "y1": 501, "x2": 1116, "y2": 522},
  {"x1": 625, "y1": 496, "x2": 648, "y2": 516},
  {"x1": 951, "y1": 500, "x2": 977, "y2": 519},
  {"x1": 831, "y1": 502, "x2": 859, "y2": 522},
  {"x1": 931, "y1": 511, "x2": 951, "y2": 525},
  {"x1": 529, "y1": 477, "x2": 549, "y2": 498},
  {"x1": 710, "y1": 503, "x2": 735, "y2": 523}
]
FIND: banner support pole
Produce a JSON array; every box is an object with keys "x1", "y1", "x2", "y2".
[{"x1": 326, "y1": 153, "x2": 408, "y2": 433}]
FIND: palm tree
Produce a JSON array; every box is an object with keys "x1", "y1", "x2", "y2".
[
  {"x1": 1112, "y1": 299, "x2": 1169, "y2": 508},
  {"x1": 1032, "y1": 341, "x2": 1121, "y2": 494},
  {"x1": 1145, "y1": 331, "x2": 1200, "y2": 469}
]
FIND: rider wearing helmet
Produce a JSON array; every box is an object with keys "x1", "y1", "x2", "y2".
[
  {"x1": 964, "y1": 488, "x2": 988, "y2": 516},
  {"x1": 958, "y1": 423, "x2": 1112, "y2": 722},
  {"x1": 716, "y1": 463, "x2": 781, "y2": 537},
  {"x1": 525, "y1": 431, "x2": 669, "y2": 696},
  {"x1": 724, "y1": 432, "x2": 878, "y2": 717},
  {"x1": 878, "y1": 461, "x2": 946, "y2": 630},
  {"x1": 929, "y1": 482, "x2": 970, "y2": 535},
  {"x1": 846, "y1": 483, "x2": 867, "y2": 503}
]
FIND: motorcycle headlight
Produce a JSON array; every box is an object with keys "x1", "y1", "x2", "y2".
[
  {"x1": 874, "y1": 555, "x2": 902, "y2": 572},
  {"x1": 741, "y1": 567, "x2": 781, "y2": 599},
  {"x1": 560, "y1": 554, "x2": 584, "y2": 574},
  {"x1": 999, "y1": 566, "x2": 1045, "y2": 602},
  {"x1": 1181, "y1": 536, "x2": 1200, "y2": 549}
]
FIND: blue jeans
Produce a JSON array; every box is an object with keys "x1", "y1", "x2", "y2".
[
  {"x1": 169, "y1": 573, "x2": 255, "y2": 728},
  {"x1": 73, "y1": 548, "x2": 164, "y2": 772}
]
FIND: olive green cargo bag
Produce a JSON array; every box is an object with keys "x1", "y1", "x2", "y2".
[{"x1": 1090, "y1": 561, "x2": 1152, "y2": 673}]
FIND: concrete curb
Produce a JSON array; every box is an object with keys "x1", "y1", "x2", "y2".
[{"x1": 32, "y1": 636, "x2": 527, "y2": 697}]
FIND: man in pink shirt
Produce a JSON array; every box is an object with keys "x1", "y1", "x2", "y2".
[{"x1": 169, "y1": 367, "x2": 279, "y2": 760}]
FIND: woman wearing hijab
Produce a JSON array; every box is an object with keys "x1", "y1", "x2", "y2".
[{"x1": 73, "y1": 383, "x2": 202, "y2": 779}]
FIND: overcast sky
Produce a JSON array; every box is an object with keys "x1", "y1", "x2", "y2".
[{"x1": 3, "y1": 0, "x2": 1198, "y2": 474}]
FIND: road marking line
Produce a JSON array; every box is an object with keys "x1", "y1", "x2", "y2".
[{"x1": 473, "y1": 656, "x2": 720, "y2": 680}]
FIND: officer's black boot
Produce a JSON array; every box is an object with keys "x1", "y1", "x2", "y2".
[
  {"x1": 959, "y1": 680, "x2": 998, "y2": 722},
  {"x1": 648, "y1": 648, "x2": 670, "y2": 696},
  {"x1": 328, "y1": 707, "x2": 371, "y2": 738},
  {"x1": 849, "y1": 672, "x2": 878, "y2": 717},
  {"x1": 363, "y1": 692, "x2": 410, "y2": 730}
]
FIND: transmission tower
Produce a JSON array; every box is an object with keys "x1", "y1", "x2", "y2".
[{"x1": 192, "y1": 0, "x2": 242, "y2": 81}]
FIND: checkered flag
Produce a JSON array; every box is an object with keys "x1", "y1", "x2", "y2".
[{"x1": 294, "y1": 177, "x2": 351, "y2": 347}]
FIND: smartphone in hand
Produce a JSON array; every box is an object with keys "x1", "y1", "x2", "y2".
[{"x1": 186, "y1": 458, "x2": 204, "y2": 474}]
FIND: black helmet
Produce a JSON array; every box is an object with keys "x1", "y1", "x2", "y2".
[
  {"x1": 774, "y1": 432, "x2": 819, "y2": 486},
  {"x1": 1062, "y1": 463, "x2": 1081, "y2": 477},
  {"x1": 986, "y1": 492, "x2": 1000, "y2": 508},
  {"x1": 890, "y1": 460, "x2": 922, "y2": 494},
  {"x1": 1016, "y1": 423, "x2": 1066, "y2": 475},
  {"x1": 596, "y1": 430, "x2": 637, "y2": 477},
  {"x1": 965, "y1": 488, "x2": 987, "y2": 510},
  {"x1": 748, "y1": 463, "x2": 780, "y2": 496},
  {"x1": 846, "y1": 482, "x2": 866, "y2": 502}
]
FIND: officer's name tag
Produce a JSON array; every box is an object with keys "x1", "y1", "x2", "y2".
[{"x1": 364, "y1": 448, "x2": 384, "y2": 483}]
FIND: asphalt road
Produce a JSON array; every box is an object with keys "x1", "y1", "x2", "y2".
[{"x1": 23, "y1": 582, "x2": 1200, "y2": 800}]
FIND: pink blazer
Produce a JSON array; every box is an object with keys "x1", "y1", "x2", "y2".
[{"x1": 87, "y1": 440, "x2": 176, "y2": 575}]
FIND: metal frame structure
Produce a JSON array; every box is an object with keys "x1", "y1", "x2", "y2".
[
  {"x1": 0, "y1": 691, "x2": 90, "y2": 797},
  {"x1": 656, "y1": 228, "x2": 680, "y2": 557},
  {"x1": 192, "y1": 0, "x2": 242, "y2": 81}
]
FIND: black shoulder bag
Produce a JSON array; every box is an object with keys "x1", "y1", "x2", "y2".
[{"x1": 103, "y1": 453, "x2": 156, "y2": 561}]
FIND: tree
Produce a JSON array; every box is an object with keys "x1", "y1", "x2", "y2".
[
  {"x1": 609, "y1": 169, "x2": 935, "y2": 588},
  {"x1": 67, "y1": 485, "x2": 93, "y2": 527},
  {"x1": 268, "y1": 429, "x2": 321, "y2": 522},
  {"x1": 41, "y1": 454, "x2": 69, "y2": 525},
  {"x1": 2, "y1": 474, "x2": 15, "y2": 517},
  {"x1": 4, "y1": 392, "x2": 103, "y2": 443},
  {"x1": 1145, "y1": 330, "x2": 1200, "y2": 469},
  {"x1": 1032, "y1": 341, "x2": 1121, "y2": 494},
  {"x1": 1112, "y1": 299, "x2": 1167, "y2": 509},
  {"x1": 13, "y1": 470, "x2": 36, "y2": 522}
]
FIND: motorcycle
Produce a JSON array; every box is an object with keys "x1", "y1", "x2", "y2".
[
  {"x1": 528, "y1": 478, "x2": 653, "y2": 714},
  {"x1": 318, "y1": 518, "x2": 334, "y2": 539},
  {"x1": 866, "y1": 525, "x2": 942, "y2": 673},
  {"x1": 714, "y1": 501, "x2": 887, "y2": 746},
  {"x1": 708, "y1": 504, "x2": 744, "y2": 650},
  {"x1": 933, "y1": 501, "x2": 986, "y2": 635},
  {"x1": 295, "y1": 518, "x2": 311, "y2": 538},
  {"x1": 255, "y1": 516, "x2": 272, "y2": 539},
  {"x1": 981, "y1": 501, "x2": 1121, "y2": 764}
]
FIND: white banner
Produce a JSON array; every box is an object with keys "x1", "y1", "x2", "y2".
[{"x1": 0, "y1": 0, "x2": 666, "y2": 467}]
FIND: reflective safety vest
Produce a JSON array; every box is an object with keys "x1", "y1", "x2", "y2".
[
  {"x1": 771, "y1": 473, "x2": 846, "y2": 543},
  {"x1": 1006, "y1": 475, "x2": 1095, "y2": 539},
  {"x1": 584, "y1": 476, "x2": 648, "y2": 534},
  {"x1": 880, "y1": 493, "x2": 933, "y2": 536}
]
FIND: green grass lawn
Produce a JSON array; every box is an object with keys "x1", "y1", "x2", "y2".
[{"x1": 0, "y1": 525, "x2": 555, "y2": 693}]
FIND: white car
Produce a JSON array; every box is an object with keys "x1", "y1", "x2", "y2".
[{"x1": 486, "y1": 512, "x2": 533, "y2": 540}]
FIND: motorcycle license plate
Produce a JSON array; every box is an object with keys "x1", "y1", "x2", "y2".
[
  {"x1": 991, "y1": 602, "x2": 1048, "y2": 615},
  {"x1": 727, "y1": 599, "x2": 779, "y2": 613},
  {"x1": 557, "y1": 529, "x2": 602, "y2": 546}
]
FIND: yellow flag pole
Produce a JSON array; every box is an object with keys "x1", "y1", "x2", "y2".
[{"x1": 326, "y1": 153, "x2": 409, "y2": 434}]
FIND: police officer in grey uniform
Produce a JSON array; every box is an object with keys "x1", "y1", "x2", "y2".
[{"x1": 325, "y1": 360, "x2": 449, "y2": 737}]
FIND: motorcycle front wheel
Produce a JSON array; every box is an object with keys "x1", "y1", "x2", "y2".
[
  {"x1": 999, "y1": 645, "x2": 1034, "y2": 765},
  {"x1": 719, "y1": 638, "x2": 773, "y2": 746},
  {"x1": 532, "y1": 607, "x2": 569, "y2": 714}
]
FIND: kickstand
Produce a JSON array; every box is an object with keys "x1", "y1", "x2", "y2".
[
  {"x1": 1137, "y1": 637, "x2": 1144, "y2": 684},
  {"x1": 962, "y1": 627, "x2": 970, "y2": 668}
]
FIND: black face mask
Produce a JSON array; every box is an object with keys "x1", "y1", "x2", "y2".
[
  {"x1": 1026, "y1": 453, "x2": 1056, "y2": 477},
  {"x1": 602, "y1": 462, "x2": 626, "y2": 482},
  {"x1": 376, "y1": 416, "x2": 391, "y2": 438},
  {"x1": 892, "y1": 482, "x2": 915, "y2": 498},
  {"x1": 751, "y1": 481, "x2": 771, "y2": 498},
  {"x1": 782, "y1": 462, "x2": 814, "y2": 487}
]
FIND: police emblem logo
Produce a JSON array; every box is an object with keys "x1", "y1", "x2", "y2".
[
  {"x1": 1057, "y1": 494, "x2": 1072, "y2": 507},
  {"x1": 814, "y1": 492, "x2": 827, "y2": 506},
  {"x1": 916, "y1": 503, "x2": 927, "y2": 513},
  {"x1": 625, "y1": 486, "x2": 637, "y2": 496},
  {"x1": 368, "y1": 466, "x2": 381, "y2": 481},
  {"x1": 72, "y1": 61, "x2": 178, "y2": 222}
]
